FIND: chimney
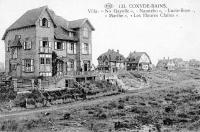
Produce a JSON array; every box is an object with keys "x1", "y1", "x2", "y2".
[
  {"x1": 163, "y1": 57, "x2": 165, "y2": 60},
  {"x1": 117, "y1": 50, "x2": 119, "y2": 53}
]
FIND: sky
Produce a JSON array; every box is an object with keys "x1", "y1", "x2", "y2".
[{"x1": 0, "y1": 0, "x2": 200, "y2": 65}]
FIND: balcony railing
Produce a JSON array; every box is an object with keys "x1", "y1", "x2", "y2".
[{"x1": 39, "y1": 47, "x2": 52, "y2": 53}]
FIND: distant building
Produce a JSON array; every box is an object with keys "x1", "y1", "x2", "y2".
[
  {"x1": 166, "y1": 60, "x2": 176, "y2": 71},
  {"x1": 189, "y1": 59, "x2": 200, "y2": 68},
  {"x1": 157, "y1": 57, "x2": 175, "y2": 71},
  {"x1": 97, "y1": 49, "x2": 125, "y2": 73},
  {"x1": 156, "y1": 57, "x2": 190, "y2": 70},
  {"x1": 126, "y1": 51, "x2": 152, "y2": 71}
]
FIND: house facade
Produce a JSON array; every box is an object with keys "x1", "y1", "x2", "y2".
[
  {"x1": 2, "y1": 6, "x2": 95, "y2": 89},
  {"x1": 97, "y1": 49, "x2": 125, "y2": 73},
  {"x1": 126, "y1": 51, "x2": 152, "y2": 71}
]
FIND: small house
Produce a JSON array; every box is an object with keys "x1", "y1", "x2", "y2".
[
  {"x1": 97, "y1": 49, "x2": 125, "y2": 73},
  {"x1": 156, "y1": 57, "x2": 176, "y2": 71},
  {"x1": 126, "y1": 51, "x2": 152, "y2": 71}
]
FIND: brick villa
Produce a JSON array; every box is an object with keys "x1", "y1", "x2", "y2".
[{"x1": 2, "y1": 6, "x2": 95, "y2": 90}]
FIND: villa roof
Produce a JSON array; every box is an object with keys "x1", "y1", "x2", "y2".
[
  {"x1": 126, "y1": 51, "x2": 151, "y2": 63},
  {"x1": 98, "y1": 49, "x2": 125, "y2": 62},
  {"x1": 2, "y1": 6, "x2": 94, "y2": 40}
]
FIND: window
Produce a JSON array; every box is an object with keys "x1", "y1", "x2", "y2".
[
  {"x1": 69, "y1": 32, "x2": 74, "y2": 37},
  {"x1": 54, "y1": 41, "x2": 65, "y2": 50},
  {"x1": 12, "y1": 48, "x2": 18, "y2": 59},
  {"x1": 57, "y1": 62, "x2": 63, "y2": 72},
  {"x1": 22, "y1": 59, "x2": 34, "y2": 72},
  {"x1": 46, "y1": 58, "x2": 51, "y2": 64},
  {"x1": 82, "y1": 43, "x2": 89, "y2": 54},
  {"x1": 67, "y1": 43, "x2": 76, "y2": 54},
  {"x1": 83, "y1": 27, "x2": 89, "y2": 38},
  {"x1": 70, "y1": 61, "x2": 74, "y2": 68},
  {"x1": 40, "y1": 58, "x2": 45, "y2": 64},
  {"x1": 10, "y1": 64, "x2": 17, "y2": 71},
  {"x1": 23, "y1": 41, "x2": 32, "y2": 50},
  {"x1": 15, "y1": 35, "x2": 21, "y2": 39},
  {"x1": 39, "y1": 40, "x2": 52, "y2": 53},
  {"x1": 42, "y1": 41, "x2": 48, "y2": 47},
  {"x1": 7, "y1": 40, "x2": 11, "y2": 52},
  {"x1": 39, "y1": 72, "x2": 52, "y2": 77},
  {"x1": 65, "y1": 80, "x2": 69, "y2": 87},
  {"x1": 40, "y1": 57, "x2": 51, "y2": 64},
  {"x1": 39, "y1": 54, "x2": 51, "y2": 73},
  {"x1": 40, "y1": 18, "x2": 50, "y2": 27},
  {"x1": 67, "y1": 60, "x2": 74, "y2": 71}
]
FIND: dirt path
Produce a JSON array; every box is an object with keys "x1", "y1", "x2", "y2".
[
  {"x1": 1, "y1": 79, "x2": 195, "y2": 119},
  {"x1": 0, "y1": 87, "x2": 156, "y2": 119}
]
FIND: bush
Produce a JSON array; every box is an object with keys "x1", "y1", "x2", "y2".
[
  {"x1": 63, "y1": 112, "x2": 71, "y2": 120},
  {"x1": 0, "y1": 84, "x2": 17, "y2": 102},
  {"x1": 108, "y1": 101, "x2": 118, "y2": 109},
  {"x1": 0, "y1": 120, "x2": 18, "y2": 131},
  {"x1": 118, "y1": 103, "x2": 125, "y2": 109},
  {"x1": 95, "y1": 108, "x2": 108, "y2": 119}
]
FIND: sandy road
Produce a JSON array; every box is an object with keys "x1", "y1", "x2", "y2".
[
  {"x1": 0, "y1": 87, "x2": 153, "y2": 119},
  {"x1": 0, "y1": 80, "x2": 189, "y2": 119}
]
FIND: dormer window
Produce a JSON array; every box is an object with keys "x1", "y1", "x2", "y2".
[
  {"x1": 15, "y1": 35, "x2": 21, "y2": 39},
  {"x1": 42, "y1": 18, "x2": 48, "y2": 26},
  {"x1": 69, "y1": 32, "x2": 74, "y2": 37},
  {"x1": 40, "y1": 18, "x2": 50, "y2": 27}
]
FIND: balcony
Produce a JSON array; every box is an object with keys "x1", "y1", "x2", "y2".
[{"x1": 39, "y1": 47, "x2": 52, "y2": 53}]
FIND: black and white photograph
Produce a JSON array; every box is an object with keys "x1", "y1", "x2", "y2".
[{"x1": 0, "y1": 0, "x2": 200, "y2": 131}]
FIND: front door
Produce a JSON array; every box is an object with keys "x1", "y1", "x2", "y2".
[{"x1": 84, "y1": 63, "x2": 87, "y2": 71}]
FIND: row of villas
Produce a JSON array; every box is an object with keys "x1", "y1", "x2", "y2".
[
  {"x1": 156, "y1": 57, "x2": 200, "y2": 71},
  {"x1": 2, "y1": 6, "x2": 95, "y2": 90},
  {"x1": 97, "y1": 49, "x2": 152, "y2": 73}
]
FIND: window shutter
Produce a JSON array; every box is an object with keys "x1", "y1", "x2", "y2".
[
  {"x1": 67, "y1": 42, "x2": 70, "y2": 53},
  {"x1": 23, "y1": 42, "x2": 26, "y2": 49},
  {"x1": 22, "y1": 59, "x2": 25, "y2": 71},
  {"x1": 49, "y1": 41, "x2": 52, "y2": 48},
  {"x1": 47, "y1": 21, "x2": 50, "y2": 27},
  {"x1": 39, "y1": 41, "x2": 43, "y2": 52},
  {"x1": 54, "y1": 42, "x2": 57, "y2": 50},
  {"x1": 39, "y1": 19, "x2": 42, "y2": 27},
  {"x1": 67, "y1": 61, "x2": 70, "y2": 71},
  {"x1": 81, "y1": 60, "x2": 84, "y2": 68},
  {"x1": 74, "y1": 43, "x2": 76, "y2": 54},
  {"x1": 31, "y1": 59, "x2": 34, "y2": 72},
  {"x1": 62, "y1": 42, "x2": 66, "y2": 50},
  {"x1": 39, "y1": 41, "x2": 43, "y2": 47},
  {"x1": 29, "y1": 41, "x2": 32, "y2": 49}
]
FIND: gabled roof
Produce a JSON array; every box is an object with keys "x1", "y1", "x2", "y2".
[
  {"x1": 126, "y1": 51, "x2": 151, "y2": 63},
  {"x1": 2, "y1": 6, "x2": 55, "y2": 40},
  {"x1": 2, "y1": 6, "x2": 95, "y2": 40},
  {"x1": 54, "y1": 26, "x2": 78, "y2": 41},
  {"x1": 8, "y1": 6, "x2": 46, "y2": 31},
  {"x1": 69, "y1": 18, "x2": 95, "y2": 31},
  {"x1": 98, "y1": 49, "x2": 125, "y2": 62}
]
